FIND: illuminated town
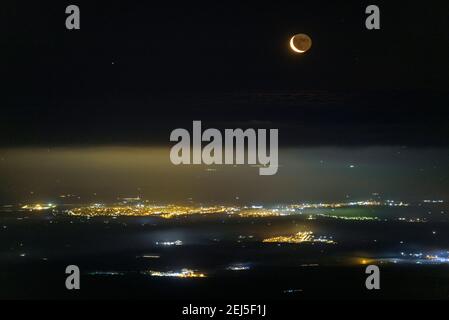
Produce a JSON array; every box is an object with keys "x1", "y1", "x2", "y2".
[
  {"x1": 145, "y1": 269, "x2": 207, "y2": 278},
  {"x1": 21, "y1": 203, "x2": 57, "y2": 211},
  {"x1": 263, "y1": 231, "x2": 336, "y2": 244},
  {"x1": 67, "y1": 204, "x2": 238, "y2": 219},
  {"x1": 59, "y1": 199, "x2": 416, "y2": 220},
  {"x1": 11, "y1": 199, "x2": 444, "y2": 227}
]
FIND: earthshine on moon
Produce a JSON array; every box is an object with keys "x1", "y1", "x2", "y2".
[{"x1": 290, "y1": 34, "x2": 312, "y2": 53}]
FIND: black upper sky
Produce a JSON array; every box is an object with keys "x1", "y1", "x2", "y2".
[{"x1": 2, "y1": 0, "x2": 449, "y2": 147}]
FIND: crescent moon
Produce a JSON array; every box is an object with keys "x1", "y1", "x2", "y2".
[{"x1": 290, "y1": 36, "x2": 305, "y2": 53}]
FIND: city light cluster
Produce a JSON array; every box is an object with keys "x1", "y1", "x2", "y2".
[
  {"x1": 65, "y1": 200, "x2": 387, "y2": 219},
  {"x1": 21, "y1": 203, "x2": 56, "y2": 211},
  {"x1": 146, "y1": 269, "x2": 206, "y2": 278},
  {"x1": 397, "y1": 217, "x2": 427, "y2": 223},
  {"x1": 263, "y1": 231, "x2": 336, "y2": 244},
  {"x1": 155, "y1": 240, "x2": 183, "y2": 246},
  {"x1": 317, "y1": 214, "x2": 379, "y2": 221},
  {"x1": 237, "y1": 208, "x2": 283, "y2": 218},
  {"x1": 68, "y1": 204, "x2": 238, "y2": 219},
  {"x1": 288, "y1": 200, "x2": 382, "y2": 210},
  {"x1": 33, "y1": 198, "x2": 422, "y2": 220}
]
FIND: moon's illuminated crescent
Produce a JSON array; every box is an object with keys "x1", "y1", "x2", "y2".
[
  {"x1": 289, "y1": 34, "x2": 312, "y2": 54},
  {"x1": 290, "y1": 36, "x2": 305, "y2": 53}
]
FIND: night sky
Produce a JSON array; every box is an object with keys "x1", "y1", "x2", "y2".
[
  {"x1": 1, "y1": 1, "x2": 449, "y2": 203},
  {"x1": 2, "y1": 0, "x2": 449, "y2": 147}
]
